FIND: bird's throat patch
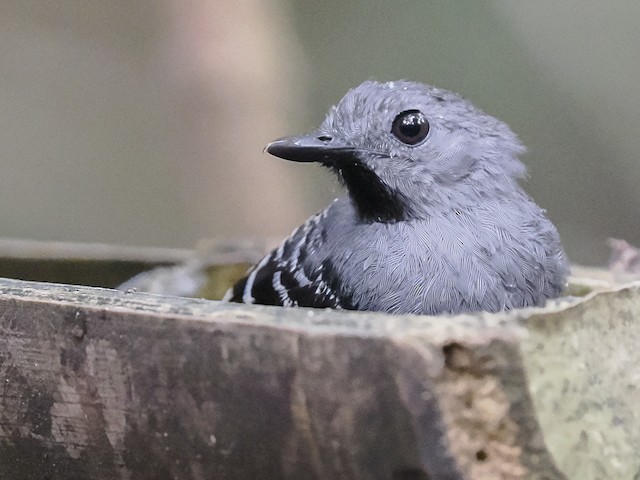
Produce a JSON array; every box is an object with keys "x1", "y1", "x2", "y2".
[{"x1": 337, "y1": 161, "x2": 411, "y2": 223}]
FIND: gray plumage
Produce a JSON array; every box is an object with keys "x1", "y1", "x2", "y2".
[{"x1": 226, "y1": 80, "x2": 567, "y2": 315}]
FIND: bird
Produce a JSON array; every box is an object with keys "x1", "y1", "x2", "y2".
[{"x1": 225, "y1": 80, "x2": 567, "y2": 315}]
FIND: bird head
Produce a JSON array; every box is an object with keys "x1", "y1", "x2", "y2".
[{"x1": 267, "y1": 80, "x2": 527, "y2": 223}]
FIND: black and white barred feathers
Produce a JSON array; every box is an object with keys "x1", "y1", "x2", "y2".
[
  {"x1": 225, "y1": 80, "x2": 567, "y2": 315},
  {"x1": 227, "y1": 208, "x2": 344, "y2": 309}
]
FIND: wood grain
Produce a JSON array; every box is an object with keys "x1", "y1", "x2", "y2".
[{"x1": 0, "y1": 277, "x2": 637, "y2": 479}]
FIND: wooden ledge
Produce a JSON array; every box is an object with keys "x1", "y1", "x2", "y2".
[{"x1": 0, "y1": 277, "x2": 638, "y2": 479}]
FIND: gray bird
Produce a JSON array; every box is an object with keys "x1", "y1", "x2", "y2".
[{"x1": 225, "y1": 80, "x2": 567, "y2": 315}]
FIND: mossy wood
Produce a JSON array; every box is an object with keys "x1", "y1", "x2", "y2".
[{"x1": 0, "y1": 274, "x2": 638, "y2": 480}]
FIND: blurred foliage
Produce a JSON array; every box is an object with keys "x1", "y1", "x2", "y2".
[{"x1": 1, "y1": 1, "x2": 639, "y2": 266}]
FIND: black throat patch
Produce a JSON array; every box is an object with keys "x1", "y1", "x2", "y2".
[{"x1": 335, "y1": 161, "x2": 411, "y2": 223}]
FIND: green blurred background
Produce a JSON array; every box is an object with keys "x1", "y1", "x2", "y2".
[{"x1": 2, "y1": 1, "x2": 639, "y2": 265}]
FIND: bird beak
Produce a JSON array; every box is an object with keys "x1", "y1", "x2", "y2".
[{"x1": 265, "y1": 133, "x2": 356, "y2": 164}]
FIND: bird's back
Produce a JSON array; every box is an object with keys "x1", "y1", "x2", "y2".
[{"x1": 227, "y1": 196, "x2": 566, "y2": 315}]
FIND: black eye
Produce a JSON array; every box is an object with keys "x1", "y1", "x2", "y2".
[{"x1": 391, "y1": 110, "x2": 429, "y2": 145}]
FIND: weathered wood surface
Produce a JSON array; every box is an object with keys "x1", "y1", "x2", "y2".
[
  {"x1": 0, "y1": 238, "x2": 268, "y2": 291},
  {"x1": 0, "y1": 238, "x2": 267, "y2": 299},
  {"x1": 0, "y1": 239, "x2": 191, "y2": 288},
  {"x1": 0, "y1": 277, "x2": 639, "y2": 479}
]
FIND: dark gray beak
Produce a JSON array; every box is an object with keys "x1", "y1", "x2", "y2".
[{"x1": 265, "y1": 134, "x2": 356, "y2": 164}]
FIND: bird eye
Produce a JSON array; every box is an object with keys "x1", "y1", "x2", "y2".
[{"x1": 391, "y1": 110, "x2": 429, "y2": 145}]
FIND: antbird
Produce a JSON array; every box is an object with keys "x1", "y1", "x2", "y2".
[{"x1": 225, "y1": 80, "x2": 567, "y2": 315}]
